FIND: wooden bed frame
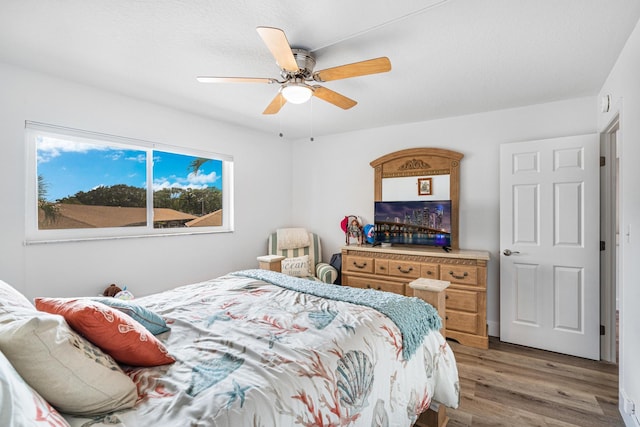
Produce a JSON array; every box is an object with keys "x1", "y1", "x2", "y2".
[{"x1": 416, "y1": 402, "x2": 449, "y2": 427}]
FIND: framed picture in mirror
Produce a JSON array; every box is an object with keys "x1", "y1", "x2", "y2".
[{"x1": 418, "y1": 177, "x2": 432, "y2": 196}]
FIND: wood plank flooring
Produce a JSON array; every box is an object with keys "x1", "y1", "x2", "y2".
[{"x1": 446, "y1": 337, "x2": 623, "y2": 427}]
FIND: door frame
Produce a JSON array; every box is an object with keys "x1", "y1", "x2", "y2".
[{"x1": 600, "y1": 115, "x2": 619, "y2": 363}]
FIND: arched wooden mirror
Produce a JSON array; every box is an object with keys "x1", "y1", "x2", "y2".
[{"x1": 370, "y1": 148, "x2": 463, "y2": 249}]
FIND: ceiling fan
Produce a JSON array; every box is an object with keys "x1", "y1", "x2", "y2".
[{"x1": 196, "y1": 26, "x2": 392, "y2": 115}]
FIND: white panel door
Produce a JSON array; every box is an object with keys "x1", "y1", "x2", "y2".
[{"x1": 500, "y1": 134, "x2": 599, "y2": 359}]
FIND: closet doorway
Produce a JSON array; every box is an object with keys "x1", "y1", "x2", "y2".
[{"x1": 600, "y1": 116, "x2": 620, "y2": 363}]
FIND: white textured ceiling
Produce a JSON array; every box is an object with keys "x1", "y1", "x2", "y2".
[{"x1": 1, "y1": 0, "x2": 639, "y2": 139}]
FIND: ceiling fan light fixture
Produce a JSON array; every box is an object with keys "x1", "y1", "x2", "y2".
[
  {"x1": 198, "y1": 27, "x2": 391, "y2": 114},
  {"x1": 281, "y1": 82, "x2": 313, "y2": 104}
]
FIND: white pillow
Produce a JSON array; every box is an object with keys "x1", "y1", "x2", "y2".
[
  {"x1": 0, "y1": 280, "x2": 137, "y2": 416},
  {"x1": 281, "y1": 255, "x2": 312, "y2": 277},
  {"x1": 0, "y1": 349, "x2": 70, "y2": 426},
  {"x1": 0, "y1": 279, "x2": 34, "y2": 310},
  {"x1": 0, "y1": 312, "x2": 137, "y2": 415}
]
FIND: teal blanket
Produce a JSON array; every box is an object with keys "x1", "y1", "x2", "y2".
[{"x1": 231, "y1": 269, "x2": 442, "y2": 360}]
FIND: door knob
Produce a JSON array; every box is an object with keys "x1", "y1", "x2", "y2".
[{"x1": 503, "y1": 249, "x2": 520, "y2": 256}]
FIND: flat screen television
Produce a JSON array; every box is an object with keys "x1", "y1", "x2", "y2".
[{"x1": 374, "y1": 200, "x2": 452, "y2": 248}]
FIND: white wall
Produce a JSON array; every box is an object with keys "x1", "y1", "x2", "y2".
[
  {"x1": 0, "y1": 62, "x2": 293, "y2": 299},
  {"x1": 598, "y1": 17, "x2": 640, "y2": 426},
  {"x1": 290, "y1": 97, "x2": 596, "y2": 336}
]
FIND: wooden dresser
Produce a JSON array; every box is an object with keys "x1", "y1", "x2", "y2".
[{"x1": 341, "y1": 245, "x2": 490, "y2": 349}]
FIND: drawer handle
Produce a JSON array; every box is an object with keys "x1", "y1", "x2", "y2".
[
  {"x1": 426, "y1": 271, "x2": 433, "y2": 275},
  {"x1": 449, "y1": 271, "x2": 468, "y2": 280},
  {"x1": 397, "y1": 266, "x2": 414, "y2": 274},
  {"x1": 445, "y1": 295, "x2": 449, "y2": 299},
  {"x1": 353, "y1": 261, "x2": 368, "y2": 269},
  {"x1": 365, "y1": 284, "x2": 382, "y2": 291},
  {"x1": 379, "y1": 266, "x2": 386, "y2": 270}
]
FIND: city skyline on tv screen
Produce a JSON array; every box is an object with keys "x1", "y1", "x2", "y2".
[
  {"x1": 374, "y1": 200, "x2": 451, "y2": 232},
  {"x1": 374, "y1": 200, "x2": 452, "y2": 247}
]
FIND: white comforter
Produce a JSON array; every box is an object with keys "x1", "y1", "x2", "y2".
[{"x1": 64, "y1": 273, "x2": 459, "y2": 426}]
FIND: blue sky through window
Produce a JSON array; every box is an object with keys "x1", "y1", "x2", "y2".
[{"x1": 36, "y1": 136, "x2": 222, "y2": 202}]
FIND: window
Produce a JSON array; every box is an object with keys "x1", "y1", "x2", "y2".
[{"x1": 25, "y1": 122, "x2": 234, "y2": 243}]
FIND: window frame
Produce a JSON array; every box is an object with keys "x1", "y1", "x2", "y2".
[{"x1": 25, "y1": 121, "x2": 234, "y2": 244}]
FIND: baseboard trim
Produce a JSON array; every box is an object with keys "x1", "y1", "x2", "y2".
[{"x1": 487, "y1": 320, "x2": 499, "y2": 338}]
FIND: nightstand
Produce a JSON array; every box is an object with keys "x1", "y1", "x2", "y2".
[
  {"x1": 257, "y1": 255, "x2": 286, "y2": 272},
  {"x1": 409, "y1": 278, "x2": 450, "y2": 337}
]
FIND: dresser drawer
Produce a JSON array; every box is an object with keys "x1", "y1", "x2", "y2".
[
  {"x1": 341, "y1": 245, "x2": 489, "y2": 349},
  {"x1": 346, "y1": 276, "x2": 406, "y2": 295},
  {"x1": 375, "y1": 259, "x2": 390, "y2": 275},
  {"x1": 446, "y1": 310, "x2": 479, "y2": 334},
  {"x1": 446, "y1": 288, "x2": 478, "y2": 313},
  {"x1": 344, "y1": 255, "x2": 374, "y2": 274},
  {"x1": 441, "y1": 264, "x2": 478, "y2": 286},
  {"x1": 420, "y1": 263, "x2": 439, "y2": 279},
  {"x1": 388, "y1": 260, "x2": 421, "y2": 279}
]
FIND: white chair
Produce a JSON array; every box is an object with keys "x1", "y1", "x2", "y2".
[{"x1": 267, "y1": 228, "x2": 338, "y2": 284}]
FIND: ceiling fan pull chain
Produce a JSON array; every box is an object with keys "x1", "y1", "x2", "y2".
[
  {"x1": 310, "y1": 98, "x2": 314, "y2": 142},
  {"x1": 278, "y1": 99, "x2": 283, "y2": 138}
]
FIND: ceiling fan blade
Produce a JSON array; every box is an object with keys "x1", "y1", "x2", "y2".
[
  {"x1": 263, "y1": 92, "x2": 287, "y2": 115},
  {"x1": 313, "y1": 57, "x2": 391, "y2": 82},
  {"x1": 313, "y1": 86, "x2": 357, "y2": 110},
  {"x1": 196, "y1": 76, "x2": 277, "y2": 84},
  {"x1": 256, "y1": 26, "x2": 299, "y2": 73}
]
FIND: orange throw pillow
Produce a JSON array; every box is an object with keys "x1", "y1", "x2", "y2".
[{"x1": 35, "y1": 298, "x2": 175, "y2": 367}]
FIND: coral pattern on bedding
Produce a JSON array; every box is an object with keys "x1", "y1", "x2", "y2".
[
  {"x1": 63, "y1": 273, "x2": 459, "y2": 427},
  {"x1": 0, "y1": 349, "x2": 70, "y2": 427}
]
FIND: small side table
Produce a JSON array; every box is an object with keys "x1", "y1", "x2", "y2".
[
  {"x1": 409, "y1": 278, "x2": 450, "y2": 337},
  {"x1": 257, "y1": 255, "x2": 286, "y2": 272}
]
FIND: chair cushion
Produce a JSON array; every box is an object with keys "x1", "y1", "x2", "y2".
[{"x1": 276, "y1": 228, "x2": 310, "y2": 249}]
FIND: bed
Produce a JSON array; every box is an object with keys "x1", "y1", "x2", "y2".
[{"x1": 0, "y1": 269, "x2": 459, "y2": 427}]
